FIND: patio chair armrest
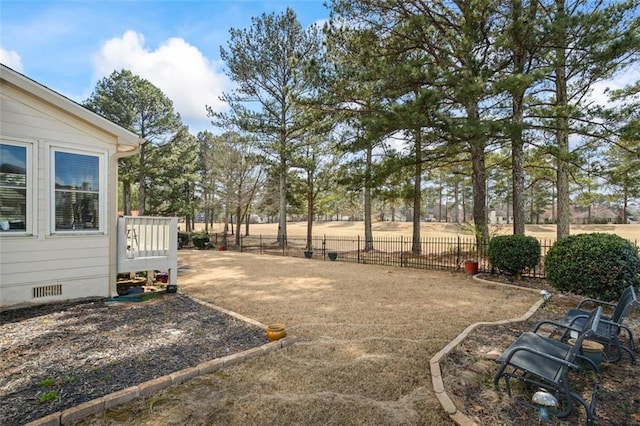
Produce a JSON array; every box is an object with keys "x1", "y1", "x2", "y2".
[
  {"x1": 565, "y1": 313, "x2": 619, "y2": 332},
  {"x1": 501, "y1": 345, "x2": 579, "y2": 370},
  {"x1": 533, "y1": 319, "x2": 581, "y2": 335},
  {"x1": 576, "y1": 298, "x2": 616, "y2": 310}
]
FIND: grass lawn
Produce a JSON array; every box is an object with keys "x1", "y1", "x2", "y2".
[{"x1": 79, "y1": 250, "x2": 540, "y2": 425}]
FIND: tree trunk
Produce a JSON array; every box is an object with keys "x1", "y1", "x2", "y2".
[
  {"x1": 306, "y1": 172, "x2": 314, "y2": 251},
  {"x1": 122, "y1": 180, "x2": 132, "y2": 216},
  {"x1": 235, "y1": 203, "x2": 242, "y2": 246},
  {"x1": 555, "y1": 0, "x2": 570, "y2": 239},
  {"x1": 137, "y1": 143, "x2": 146, "y2": 215},
  {"x1": 452, "y1": 181, "x2": 460, "y2": 223},
  {"x1": 184, "y1": 214, "x2": 192, "y2": 232},
  {"x1": 510, "y1": 0, "x2": 528, "y2": 236},
  {"x1": 364, "y1": 144, "x2": 374, "y2": 251},
  {"x1": 438, "y1": 182, "x2": 443, "y2": 221},
  {"x1": 411, "y1": 129, "x2": 422, "y2": 255},
  {"x1": 277, "y1": 160, "x2": 288, "y2": 247},
  {"x1": 467, "y1": 103, "x2": 489, "y2": 246},
  {"x1": 223, "y1": 203, "x2": 230, "y2": 247},
  {"x1": 511, "y1": 92, "x2": 526, "y2": 234},
  {"x1": 203, "y1": 193, "x2": 210, "y2": 233}
]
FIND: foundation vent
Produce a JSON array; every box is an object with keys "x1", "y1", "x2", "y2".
[{"x1": 33, "y1": 284, "x2": 63, "y2": 298}]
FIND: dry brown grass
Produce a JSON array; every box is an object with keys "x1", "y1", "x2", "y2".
[
  {"x1": 194, "y1": 221, "x2": 640, "y2": 242},
  {"x1": 80, "y1": 251, "x2": 540, "y2": 425}
]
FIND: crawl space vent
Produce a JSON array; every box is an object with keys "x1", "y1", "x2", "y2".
[{"x1": 33, "y1": 284, "x2": 63, "y2": 298}]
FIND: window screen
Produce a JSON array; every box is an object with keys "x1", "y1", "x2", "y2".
[
  {"x1": 54, "y1": 151, "x2": 100, "y2": 231},
  {"x1": 0, "y1": 143, "x2": 27, "y2": 232}
]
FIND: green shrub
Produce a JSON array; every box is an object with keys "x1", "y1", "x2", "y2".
[
  {"x1": 488, "y1": 234, "x2": 541, "y2": 279},
  {"x1": 190, "y1": 232, "x2": 210, "y2": 250},
  {"x1": 177, "y1": 232, "x2": 189, "y2": 249},
  {"x1": 545, "y1": 233, "x2": 640, "y2": 301}
]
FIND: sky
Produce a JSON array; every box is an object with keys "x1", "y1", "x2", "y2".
[
  {"x1": 1, "y1": 1, "x2": 637, "y2": 136},
  {"x1": 0, "y1": 0, "x2": 330, "y2": 133}
]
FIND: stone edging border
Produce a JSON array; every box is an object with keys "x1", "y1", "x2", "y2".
[
  {"x1": 25, "y1": 294, "x2": 297, "y2": 426},
  {"x1": 429, "y1": 275, "x2": 546, "y2": 426}
]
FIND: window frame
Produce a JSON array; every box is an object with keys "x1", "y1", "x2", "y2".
[
  {"x1": 49, "y1": 145, "x2": 107, "y2": 235},
  {"x1": 0, "y1": 138, "x2": 35, "y2": 237}
]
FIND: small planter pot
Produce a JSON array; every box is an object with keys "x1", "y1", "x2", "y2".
[
  {"x1": 266, "y1": 324, "x2": 287, "y2": 341},
  {"x1": 328, "y1": 252, "x2": 338, "y2": 261},
  {"x1": 304, "y1": 251, "x2": 313, "y2": 259},
  {"x1": 568, "y1": 338, "x2": 604, "y2": 367},
  {"x1": 464, "y1": 261, "x2": 479, "y2": 275}
]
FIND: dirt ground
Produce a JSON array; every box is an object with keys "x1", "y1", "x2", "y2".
[
  {"x1": 78, "y1": 250, "x2": 540, "y2": 425},
  {"x1": 441, "y1": 290, "x2": 640, "y2": 425}
]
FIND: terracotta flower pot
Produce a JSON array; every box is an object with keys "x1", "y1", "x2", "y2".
[{"x1": 464, "y1": 261, "x2": 479, "y2": 275}]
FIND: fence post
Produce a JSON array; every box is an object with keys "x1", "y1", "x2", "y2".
[
  {"x1": 357, "y1": 235, "x2": 361, "y2": 264},
  {"x1": 322, "y1": 235, "x2": 326, "y2": 260}
]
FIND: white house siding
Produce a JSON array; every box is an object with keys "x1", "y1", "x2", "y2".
[{"x1": 0, "y1": 76, "x2": 125, "y2": 308}]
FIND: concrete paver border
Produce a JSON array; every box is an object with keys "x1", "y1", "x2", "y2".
[
  {"x1": 429, "y1": 275, "x2": 546, "y2": 426},
  {"x1": 24, "y1": 294, "x2": 296, "y2": 426}
]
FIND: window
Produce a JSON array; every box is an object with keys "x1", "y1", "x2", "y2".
[
  {"x1": 53, "y1": 149, "x2": 103, "y2": 232},
  {"x1": 0, "y1": 142, "x2": 29, "y2": 233}
]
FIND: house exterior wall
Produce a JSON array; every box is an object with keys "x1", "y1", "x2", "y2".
[{"x1": 0, "y1": 79, "x2": 124, "y2": 308}]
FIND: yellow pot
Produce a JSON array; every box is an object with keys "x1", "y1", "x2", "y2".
[{"x1": 267, "y1": 324, "x2": 287, "y2": 341}]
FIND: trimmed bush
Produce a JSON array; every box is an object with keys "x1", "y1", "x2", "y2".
[
  {"x1": 488, "y1": 234, "x2": 541, "y2": 279},
  {"x1": 177, "y1": 232, "x2": 189, "y2": 249},
  {"x1": 190, "y1": 232, "x2": 210, "y2": 250},
  {"x1": 545, "y1": 233, "x2": 640, "y2": 301}
]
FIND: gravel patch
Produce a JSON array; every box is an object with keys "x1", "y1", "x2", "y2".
[{"x1": 0, "y1": 293, "x2": 266, "y2": 426}]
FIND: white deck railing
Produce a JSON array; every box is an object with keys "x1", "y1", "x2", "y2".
[{"x1": 117, "y1": 216, "x2": 178, "y2": 284}]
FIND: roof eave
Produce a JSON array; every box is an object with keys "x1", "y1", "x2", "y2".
[{"x1": 1, "y1": 64, "x2": 142, "y2": 153}]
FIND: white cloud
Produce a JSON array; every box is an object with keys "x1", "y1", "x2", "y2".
[
  {"x1": 0, "y1": 48, "x2": 24, "y2": 72},
  {"x1": 588, "y1": 67, "x2": 640, "y2": 107},
  {"x1": 92, "y1": 30, "x2": 230, "y2": 132}
]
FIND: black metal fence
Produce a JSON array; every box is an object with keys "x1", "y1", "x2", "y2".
[
  {"x1": 208, "y1": 233, "x2": 639, "y2": 278},
  {"x1": 205, "y1": 233, "x2": 579, "y2": 278}
]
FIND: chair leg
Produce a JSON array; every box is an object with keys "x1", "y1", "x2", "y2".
[
  {"x1": 619, "y1": 343, "x2": 637, "y2": 364},
  {"x1": 605, "y1": 337, "x2": 637, "y2": 364},
  {"x1": 619, "y1": 325, "x2": 637, "y2": 352},
  {"x1": 576, "y1": 354, "x2": 599, "y2": 372},
  {"x1": 493, "y1": 364, "x2": 508, "y2": 392},
  {"x1": 565, "y1": 384, "x2": 597, "y2": 425},
  {"x1": 555, "y1": 380, "x2": 575, "y2": 419}
]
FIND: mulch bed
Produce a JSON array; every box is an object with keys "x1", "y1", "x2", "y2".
[
  {"x1": 441, "y1": 277, "x2": 640, "y2": 425},
  {"x1": 0, "y1": 294, "x2": 266, "y2": 426}
]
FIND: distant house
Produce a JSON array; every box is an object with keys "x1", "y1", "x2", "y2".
[
  {"x1": 488, "y1": 209, "x2": 512, "y2": 225},
  {"x1": 0, "y1": 64, "x2": 153, "y2": 308},
  {"x1": 538, "y1": 204, "x2": 623, "y2": 224}
]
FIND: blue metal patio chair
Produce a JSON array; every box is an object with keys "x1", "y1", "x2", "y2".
[
  {"x1": 494, "y1": 306, "x2": 602, "y2": 425},
  {"x1": 560, "y1": 286, "x2": 638, "y2": 364}
]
